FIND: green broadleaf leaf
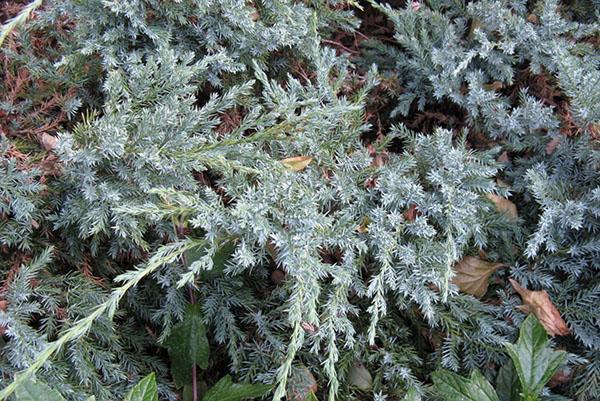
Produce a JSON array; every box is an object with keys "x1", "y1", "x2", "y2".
[
  {"x1": 123, "y1": 373, "x2": 158, "y2": 401},
  {"x1": 164, "y1": 304, "x2": 210, "y2": 387},
  {"x1": 202, "y1": 375, "x2": 271, "y2": 401},
  {"x1": 402, "y1": 388, "x2": 421, "y2": 401},
  {"x1": 86, "y1": 397, "x2": 96, "y2": 401},
  {"x1": 505, "y1": 315, "x2": 566, "y2": 401},
  {"x1": 432, "y1": 370, "x2": 499, "y2": 401},
  {"x1": 184, "y1": 241, "x2": 236, "y2": 280},
  {"x1": 467, "y1": 370, "x2": 501, "y2": 401},
  {"x1": 496, "y1": 362, "x2": 520, "y2": 401},
  {"x1": 15, "y1": 377, "x2": 66, "y2": 401},
  {"x1": 183, "y1": 385, "x2": 194, "y2": 401},
  {"x1": 432, "y1": 370, "x2": 470, "y2": 401}
]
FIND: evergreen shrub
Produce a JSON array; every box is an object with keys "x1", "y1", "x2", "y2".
[{"x1": 0, "y1": 1, "x2": 598, "y2": 400}]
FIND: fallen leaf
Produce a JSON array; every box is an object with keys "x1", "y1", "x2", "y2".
[
  {"x1": 548, "y1": 367, "x2": 571, "y2": 388},
  {"x1": 509, "y1": 279, "x2": 570, "y2": 337},
  {"x1": 527, "y1": 14, "x2": 539, "y2": 24},
  {"x1": 287, "y1": 365, "x2": 317, "y2": 401},
  {"x1": 348, "y1": 363, "x2": 372, "y2": 391},
  {"x1": 301, "y1": 321, "x2": 318, "y2": 335},
  {"x1": 356, "y1": 216, "x2": 370, "y2": 233},
  {"x1": 545, "y1": 137, "x2": 561, "y2": 155},
  {"x1": 367, "y1": 144, "x2": 389, "y2": 168},
  {"x1": 363, "y1": 177, "x2": 377, "y2": 189},
  {"x1": 497, "y1": 151, "x2": 510, "y2": 163},
  {"x1": 452, "y1": 256, "x2": 504, "y2": 297},
  {"x1": 403, "y1": 204, "x2": 421, "y2": 222},
  {"x1": 281, "y1": 156, "x2": 313, "y2": 171},
  {"x1": 39, "y1": 133, "x2": 58, "y2": 151},
  {"x1": 483, "y1": 81, "x2": 504, "y2": 91},
  {"x1": 487, "y1": 194, "x2": 518, "y2": 219},
  {"x1": 371, "y1": 152, "x2": 389, "y2": 168}
]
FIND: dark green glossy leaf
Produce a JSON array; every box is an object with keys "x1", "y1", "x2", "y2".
[
  {"x1": 496, "y1": 362, "x2": 519, "y2": 401},
  {"x1": 124, "y1": 373, "x2": 158, "y2": 401},
  {"x1": 15, "y1": 377, "x2": 66, "y2": 401},
  {"x1": 184, "y1": 241, "x2": 236, "y2": 280},
  {"x1": 505, "y1": 315, "x2": 566, "y2": 401},
  {"x1": 432, "y1": 370, "x2": 499, "y2": 401},
  {"x1": 202, "y1": 375, "x2": 271, "y2": 401},
  {"x1": 164, "y1": 304, "x2": 210, "y2": 387}
]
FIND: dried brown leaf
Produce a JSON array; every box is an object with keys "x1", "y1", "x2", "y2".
[
  {"x1": 403, "y1": 204, "x2": 421, "y2": 222},
  {"x1": 356, "y1": 216, "x2": 370, "y2": 233},
  {"x1": 287, "y1": 365, "x2": 317, "y2": 401},
  {"x1": 497, "y1": 151, "x2": 510, "y2": 163},
  {"x1": 548, "y1": 367, "x2": 572, "y2": 388},
  {"x1": 39, "y1": 133, "x2": 58, "y2": 151},
  {"x1": 487, "y1": 194, "x2": 518, "y2": 219},
  {"x1": 301, "y1": 321, "x2": 318, "y2": 335},
  {"x1": 452, "y1": 256, "x2": 504, "y2": 297},
  {"x1": 281, "y1": 156, "x2": 313, "y2": 171},
  {"x1": 509, "y1": 279, "x2": 570, "y2": 337}
]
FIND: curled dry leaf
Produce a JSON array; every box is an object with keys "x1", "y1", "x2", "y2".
[
  {"x1": 39, "y1": 133, "x2": 59, "y2": 151},
  {"x1": 356, "y1": 216, "x2": 370, "y2": 233},
  {"x1": 371, "y1": 152, "x2": 389, "y2": 168},
  {"x1": 483, "y1": 81, "x2": 504, "y2": 91},
  {"x1": 348, "y1": 363, "x2": 373, "y2": 391},
  {"x1": 281, "y1": 156, "x2": 313, "y2": 171},
  {"x1": 287, "y1": 365, "x2": 318, "y2": 401},
  {"x1": 452, "y1": 256, "x2": 504, "y2": 297},
  {"x1": 301, "y1": 321, "x2": 318, "y2": 335},
  {"x1": 497, "y1": 151, "x2": 510, "y2": 163},
  {"x1": 509, "y1": 279, "x2": 570, "y2": 337},
  {"x1": 367, "y1": 144, "x2": 390, "y2": 168},
  {"x1": 527, "y1": 13, "x2": 539, "y2": 24},
  {"x1": 363, "y1": 177, "x2": 377, "y2": 189},
  {"x1": 403, "y1": 204, "x2": 421, "y2": 222},
  {"x1": 487, "y1": 194, "x2": 518, "y2": 219},
  {"x1": 548, "y1": 367, "x2": 572, "y2": 388}
]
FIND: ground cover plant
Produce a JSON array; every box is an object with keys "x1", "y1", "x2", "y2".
[{"x1": 0, "y1": 0, "x2": 598, "y2": 400}]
